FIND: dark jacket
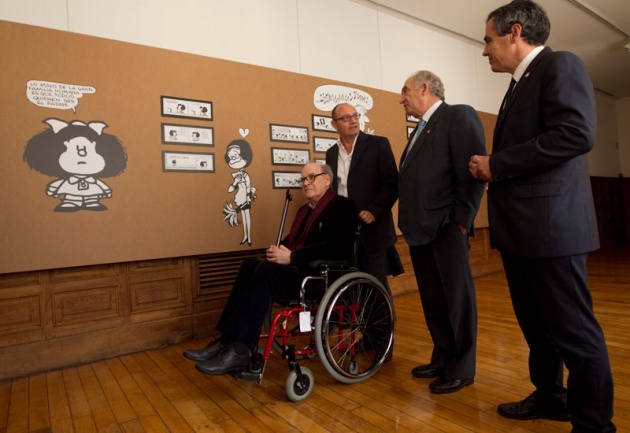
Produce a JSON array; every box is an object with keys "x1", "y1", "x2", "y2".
[
  {"x1": 326, "y1": 131, "x2": 398, "y2": 253},
  {"x1": 488, "y1": 47, "x2": 599, "y2": 257}
]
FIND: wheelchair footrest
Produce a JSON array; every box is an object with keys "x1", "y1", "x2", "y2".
[{"x1": 232, "y1": 369, "x2": 263, "y2": 383}]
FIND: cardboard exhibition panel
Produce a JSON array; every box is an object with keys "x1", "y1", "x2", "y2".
[{"x1": 0, "y1": 20, "x2": 493, "y2": 274}]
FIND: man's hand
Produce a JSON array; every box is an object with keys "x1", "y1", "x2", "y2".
[
  {"x1": 266, "y1": 245, "x2": 291, "y2": 264},
  {"x1": 358, "y1": 210, "x2": 375, "y2": 224},
  {"x1": 469, "y1": 155, "x2": 493, "y2": 182}
]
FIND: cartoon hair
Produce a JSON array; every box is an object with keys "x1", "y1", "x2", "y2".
[
  {"x1": 223, "y1": 139, "x2": 253, "y2": 167},
  {"x1": 23, "y1": 119, "x2": 128, "y2": 178}
]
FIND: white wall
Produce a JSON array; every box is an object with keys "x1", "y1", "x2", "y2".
[
  {"x1": 615, "y1": 97, "x2": 630, "y2": 177},
  {"x1": 0, "y1": 0, "x2": 505, "y2": 109},
  {"x1": 0, "y1": 0, "x2": 623, "y2": 176}
]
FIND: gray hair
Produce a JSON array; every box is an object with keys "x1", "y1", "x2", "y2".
[{"x1": 410, "y1": 70, "x2": 445, "y2": 101}]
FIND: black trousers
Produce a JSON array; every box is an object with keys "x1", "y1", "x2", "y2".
[
  {"x1": 501, "y1": 253, "x2": 615, "y2": 433},
  {"x1": 409, "y1": 223, "x2": 477, "y2": 379},
  {"x1": 216, "y1": 258, "x2": 303, "y2": 348}
]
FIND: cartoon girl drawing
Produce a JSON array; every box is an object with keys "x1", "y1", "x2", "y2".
[
  {"x1": 222, "y1": 139, "x2": 256, "y2": 246},
  {"x1": 23, "y1": 118, "x2": 127, "y2": 212}
]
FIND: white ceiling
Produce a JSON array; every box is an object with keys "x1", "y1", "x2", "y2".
[{"x1": 372, "y1": 0, "x2": 630, "y2": 99}]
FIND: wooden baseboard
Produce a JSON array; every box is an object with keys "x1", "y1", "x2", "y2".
[{"x1": 0, "y1": 227, "x2": 502, "y2": 380}]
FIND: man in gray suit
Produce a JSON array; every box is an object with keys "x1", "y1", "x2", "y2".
[
  {"x1": 470, "y1": 1, "x2": 615, "y2": 431},
  {"x1": 399, "y1": 70, "x2": 486, "y2": 393}
]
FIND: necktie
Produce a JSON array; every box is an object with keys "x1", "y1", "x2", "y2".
[
  {"x1": 403, "y1": 119, "x2": 426, "y2": 164},
  {"x1": 501, "y1": 78, "x2": 517, "y2": 111}
]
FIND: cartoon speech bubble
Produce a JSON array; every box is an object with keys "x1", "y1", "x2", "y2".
[
  {"x1": 313, "y1": 85, "x2": 373, "y2": 111},
  {"x1": 26, "y1": 80, "x2": 96, "y2": 113}
]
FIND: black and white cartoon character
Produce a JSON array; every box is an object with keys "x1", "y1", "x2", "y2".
[
  {"x1": 23, "y1": 118, "x2": 127, "y2": 212},
  {"x1": 222, "y1": 135, "x2": 256, "y2": 246}
]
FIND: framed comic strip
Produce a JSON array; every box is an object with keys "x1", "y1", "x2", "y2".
[
  {"x1": 313, "y1": 136, "x2": 337, "y2": 153},
  {"x1": 271, "y1": 147, "x2": 310, "y2": 166},
  {"x1": 162, "y1": 151, "x2": 215, "y2": 173},
  {"x1": 161, "y1": 123, "x2": 214, "y2": 146},
  {"x1": 161, "y1": 96, "x2": 213, "y2": 121},
  {"x1": 269, "y1": 124, "x2": 309, "y2": 143},
  {"x1": 272, "y1": 171, "x2": 302, "y2": 189},
  {"x1": 312, "y1": 114, "x2": 335, "y2": 132}
]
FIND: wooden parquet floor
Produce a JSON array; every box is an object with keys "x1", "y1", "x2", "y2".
[{"x1": 1, "y1": 246, "x2": 629, "y2": 432}]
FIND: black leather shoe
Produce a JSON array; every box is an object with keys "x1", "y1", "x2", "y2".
[
  {"x1": 429, "y1": 376, "x2": 474, "y2": 394},
  {"x1": 195, "y1": 346, "x2": 250, "y2": 375},
  {"x1": 411, "y1": 364, "x2": 444, "y2": 378},
  {"x1": 183, "y1": 339, "x2": 224, "y2": 362},
  {"x1": 498, "y1": 393, "x2": 570, "y2": 421}
]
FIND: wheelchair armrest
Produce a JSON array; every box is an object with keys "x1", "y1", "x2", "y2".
[{"x1": 309, "y1": 259, "x2": 353, "y2": 269}]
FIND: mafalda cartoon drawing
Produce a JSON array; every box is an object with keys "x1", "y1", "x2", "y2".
[
  {"x1": 23, "y1": 118, "x2": 127, "y2": 212},
  {"x1": 222, "y1": 130, "x2": 256, "y2": 246}
]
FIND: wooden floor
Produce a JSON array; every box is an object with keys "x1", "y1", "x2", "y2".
[{"x1": 1, "y1": 246, "x2": 629, "y2": 433}]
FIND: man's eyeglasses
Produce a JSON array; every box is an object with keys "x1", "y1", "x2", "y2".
[
  {"x1": 333, "y1": 113, "x2": 361, "y2": 122},
  {"x1": 298, "y1": 172, "x2": 326, "y2": 185}
]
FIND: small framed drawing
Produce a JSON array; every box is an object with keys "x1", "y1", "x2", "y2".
[
  {"x1": 269, "y1": 124, "x2": 309, "y2": 144},
  {"x1": 161, "y1": 96, "x2": 213, "y2": 121},
  {"x1": 312, "y1": 114, "x2": 335, "y2": 132},
  {"x1": 272, "y1": 171, "x2": 302, "y2": 189},
  {"x1": 314, "y1": 158, "x2": 326, "y2": 165},
  {"x1": 313, "y1": 136, "x2": 337, "y2": 153},
  {"x1": 162, "y1": 123, "x2": 214, "y2": 146},
  {"x1": 407, "y1": 126, "x2": 415, "y2": 139},
  {"x1": 162, "y1": 151, "x2": 215, "y2": 173},
  {"x1": 271, "y1": 147, "x2": 310, "y2": 166}
]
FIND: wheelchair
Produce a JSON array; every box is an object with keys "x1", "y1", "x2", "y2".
[{"x1": 234, "y1": 260, "x2": 395, "y2": 402}]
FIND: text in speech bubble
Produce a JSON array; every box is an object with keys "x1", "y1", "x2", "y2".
[{"x1": 26, "y1": 80, "x2": 96, "y2": 113}]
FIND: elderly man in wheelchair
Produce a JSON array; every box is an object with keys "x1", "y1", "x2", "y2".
[{"x1": 184, "y1": 162, "x2": 394, "y2": 401}]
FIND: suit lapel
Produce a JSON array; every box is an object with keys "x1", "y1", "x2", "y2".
[
  {"x1": 400, "y1": 103, "x2": 446, "y2": 173},
  {"x1": 349, "y1": 131, "x2": 367, "y2": 173},
  {"x1": 494, "y1": 47, "x2": 551, "y2": 146},
  {"x1": 328, "y1": 144, "x2": 340, "y2": 190}
]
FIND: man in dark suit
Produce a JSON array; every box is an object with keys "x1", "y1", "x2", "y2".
[
  {"x1": 326, "y1": 103, "x2": 401, "y2": 292},
  {"x1": 469, "y1": 1, "x2": 615, "y2": 431},
  {"x1": 398, "y1": 70, "x2": 486, "y2": 393},
  {"x1": 183, "y1": 163, "x2": 357, "y2": 375}
]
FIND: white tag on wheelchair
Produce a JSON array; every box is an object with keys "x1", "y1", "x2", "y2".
[{"x1": 299, "y1": 311, "x2": 311, "y2": 333}]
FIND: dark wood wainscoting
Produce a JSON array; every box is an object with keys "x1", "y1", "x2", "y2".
[
  {"x1": 0, "y1": 228, "x2": 501, "y2": 380},
  {"x1": 591, "y1": 176, "x2": 630, "y2": 246}
]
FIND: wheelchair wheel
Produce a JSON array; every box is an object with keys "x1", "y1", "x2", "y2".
[
  {"x1": 285, "y1": 367, "x2": 314, "y2": 402},
  {"x1": 314, "y1": 272, "x2": 394, "y2": 384}
]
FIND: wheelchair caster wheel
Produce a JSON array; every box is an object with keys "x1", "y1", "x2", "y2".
[
  {"x1": 347, "y1": 360, "x2": 358, "y2": 375},
  {"x1": 285, "y1": 367, "x2": 314, "y2": 402}
]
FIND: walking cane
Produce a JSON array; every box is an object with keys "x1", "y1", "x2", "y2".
[{"x1": 276, "y1": 189, "x2": 292, "y2": 246}]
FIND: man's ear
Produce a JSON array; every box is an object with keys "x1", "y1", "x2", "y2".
[{"x1": 510, "y1": 23, "x2": 522, "y2": 42}]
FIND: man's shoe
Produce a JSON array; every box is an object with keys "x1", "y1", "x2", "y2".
[
  {"x1": 411, "y1": 364, "x2": 443, "y2": 378},
  {"x1": 183, "y1": 339, "x2": 224, "y2": 362},
  {"x1": 195, "y1": 346, "x2": 250, "y2": 375},
  {"x1": 429, "y1": 376, "x2": 474, "y2": 394},
  {"x1": 497, "y1": 393, "x2": 570, "y2": 421}
]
